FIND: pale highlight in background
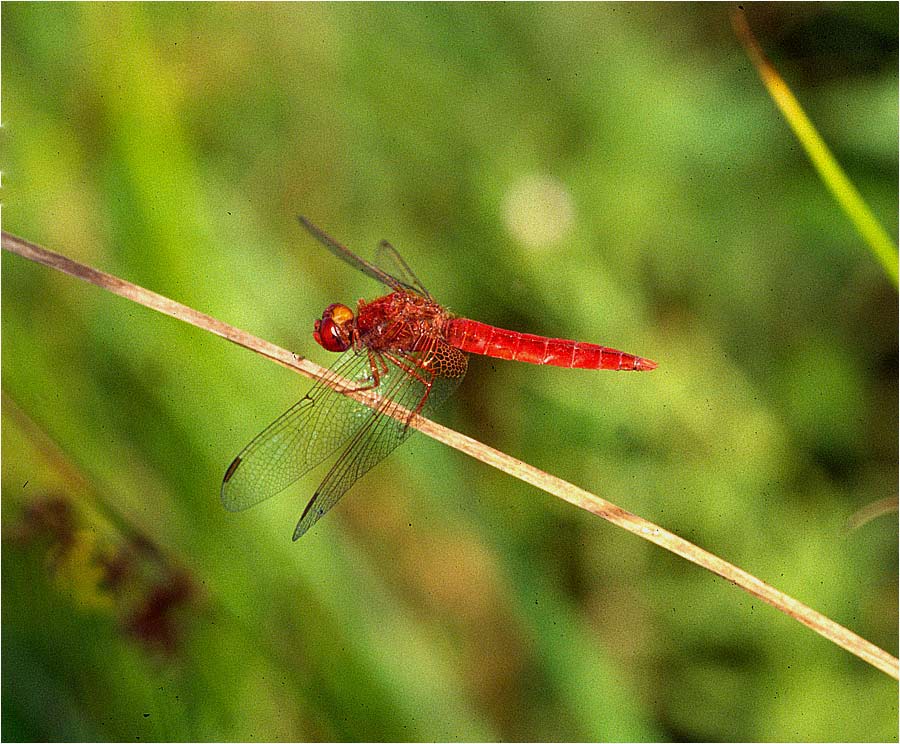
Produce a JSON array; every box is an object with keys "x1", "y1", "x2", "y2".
[{"x1": 501, "y1": 174, "x2": 575, "y2": 250}]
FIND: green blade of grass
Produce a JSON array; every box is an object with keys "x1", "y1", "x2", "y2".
[{"x1": 732, "y1": 8, "x2": 898, "y2": 287}]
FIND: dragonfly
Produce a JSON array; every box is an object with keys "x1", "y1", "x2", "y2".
[{"x1": 222, "y1": 217, "x2": 657, "y2": 540}]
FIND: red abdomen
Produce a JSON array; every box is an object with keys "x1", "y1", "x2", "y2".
[{"x1": 444, "y1": 318, "x2": 656, "y2": 371}]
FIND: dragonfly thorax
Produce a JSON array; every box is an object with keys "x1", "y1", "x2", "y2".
[{"x1": 313, "y1": 303, "x2": 355, "y2": 352}]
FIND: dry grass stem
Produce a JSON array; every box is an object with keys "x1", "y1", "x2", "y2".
[
  {"x1": 3, "y1": 229, "x2": 897, "y2": 680},
  {"x1": 846, "y1": 497, "x2": 899, "y2": 533}
]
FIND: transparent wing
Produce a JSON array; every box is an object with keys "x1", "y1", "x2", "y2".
[
  {"x1": 291, "y1": 346, "x2": 464, "y2": 540},
  {"x1": 221, "y1": 347, "x2": 381, "y2": 512},
  {"x1": 298, "y1": 216, "x2": 421, "y2": 294},
  {"x1": 375, "y1": 239, "x2": 432, "y2": 299}
]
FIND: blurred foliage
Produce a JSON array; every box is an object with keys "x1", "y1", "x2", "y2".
[{"x1": 2, "y1": 3, "x2": 897, "y2": 741}]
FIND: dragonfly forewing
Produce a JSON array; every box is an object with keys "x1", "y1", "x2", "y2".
[
  {"x1": 221, "y1": 348, "x2": 383, "y2": 512},
  {"x1": 291, "y1": 350, "x2": 464, "y2": 540},
  {"x1": 298, "y1": 216, "x2": 418, "y2": 295},
  {"x1": 375, "y1": 239, "x2": 431, "y2": 299}
]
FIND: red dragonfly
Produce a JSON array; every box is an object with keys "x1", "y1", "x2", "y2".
[{"x1": 222, "y1": 217, "x2": 656, "y2": 540}]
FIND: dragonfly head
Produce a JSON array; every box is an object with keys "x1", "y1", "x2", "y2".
[{"x1": 313, "y1": 303, "x2": 355, "y2": 352}]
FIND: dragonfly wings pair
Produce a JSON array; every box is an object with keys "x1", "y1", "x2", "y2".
[{"x1": 221, "y1": 219, "x2": 462, "y2": 540}]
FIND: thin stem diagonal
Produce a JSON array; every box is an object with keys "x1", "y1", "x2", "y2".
[
  {"x1": 732, "y1": 8, "x2": 898, "y2": 287},
  {"x1": 3, "y1": 230, "x2": 897, "y2": 680}
]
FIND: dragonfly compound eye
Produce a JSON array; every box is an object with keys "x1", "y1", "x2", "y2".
[{"x1": 313, "y1": 303, "x2": 354, "y2": 352}]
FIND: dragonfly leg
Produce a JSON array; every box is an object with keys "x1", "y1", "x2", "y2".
[
  {"x1": 327, "y1": 348, "x2": 386, "y2": 397},
  {"x1": 406, "y1": 343, "x2": 467, "y2": 418},
  {"x1": 383, "y1": 337, "x2": 467, "y2": 428},
  {"x1": 382, "y1": 348, "x2": 437, "y2": 429}
]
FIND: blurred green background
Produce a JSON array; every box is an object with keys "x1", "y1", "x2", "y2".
[{"x1": 3, "y1": 3, "x2": 897, "y2": 741}]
